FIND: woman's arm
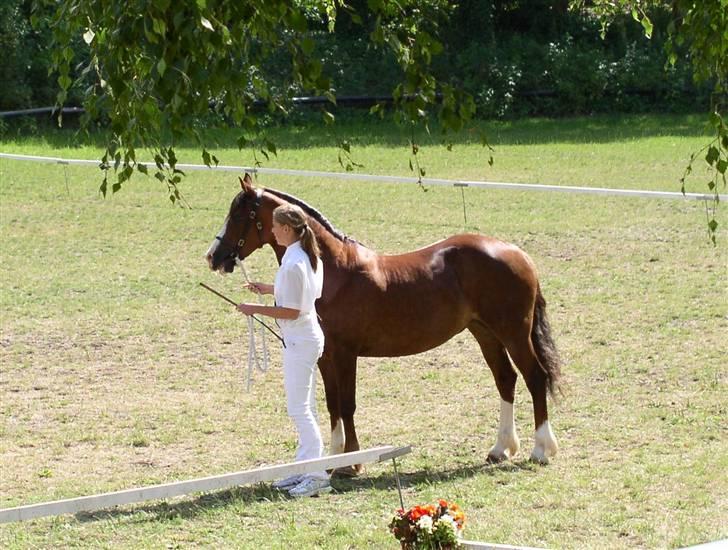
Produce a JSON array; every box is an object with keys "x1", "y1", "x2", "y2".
[{"x1": 237, "y1": 303, "x2": 300, "y2": 320}]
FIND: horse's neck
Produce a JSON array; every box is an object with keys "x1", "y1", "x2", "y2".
[
  {"x1": 266, "y1": 227, "x2": 356, "y2": 268},
  {"x1": 306, "y1": 222, "x2": 366, "y2": 273}
]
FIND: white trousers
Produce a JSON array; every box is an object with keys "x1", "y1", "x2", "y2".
[{"x1": 282, "y1": 337, "x2": 328, "y2": 480}]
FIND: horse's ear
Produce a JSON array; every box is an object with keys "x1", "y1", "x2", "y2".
[{"x1": 240, "y1": 173, "x2": 254, "y2": 193}]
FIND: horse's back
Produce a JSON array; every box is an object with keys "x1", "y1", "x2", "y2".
[{"x1": 379, "y1": 233, "x2": 536, "y2": 282}]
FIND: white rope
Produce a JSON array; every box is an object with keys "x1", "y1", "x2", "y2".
[
  {"x1": 0, "y1": 151, "x2": 724, "y2": 202},
  {"x1": 238, "y1": 262, "x2": 269, "y2": 390}
]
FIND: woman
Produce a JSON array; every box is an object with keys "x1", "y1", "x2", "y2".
[{"x1": 237, "y1": 203, "x2": 329, "y2": 498}]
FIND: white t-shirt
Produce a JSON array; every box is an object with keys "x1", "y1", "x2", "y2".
[{"x1": 274, "y1": 241, "x2": 324, "y2": 342}]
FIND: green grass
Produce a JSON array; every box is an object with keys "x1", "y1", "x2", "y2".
[{"x1": 1, "y1": 114, "x2": 726, "y2": 549}]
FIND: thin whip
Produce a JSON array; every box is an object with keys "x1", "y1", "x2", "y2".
[{"x1": 199, "y1": 282, "x2": 284, "y2": 345}]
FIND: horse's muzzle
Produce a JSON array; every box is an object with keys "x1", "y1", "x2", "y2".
[{"x1": 205, "y1": 249, "x2": 236, "y2": 274}]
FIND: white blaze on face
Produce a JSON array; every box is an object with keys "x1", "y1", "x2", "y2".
[
  {"x1": 205, "y1": 216, "x2": 229, "y2": 269},
  {"x1": 330, "y1": 419, "x2": 345, "y2": 455}
]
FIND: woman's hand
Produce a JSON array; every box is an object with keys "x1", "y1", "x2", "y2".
[{"x1": 245, "y1": 282, "x2": 273, "y2": 295}]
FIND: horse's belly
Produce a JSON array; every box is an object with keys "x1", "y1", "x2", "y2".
[
  {"x1": 322, "y1": 263, "x2": 474, "y2": 357},
  {"x1": 345, "y1": 307, "x2": 470, "y2": 357}
]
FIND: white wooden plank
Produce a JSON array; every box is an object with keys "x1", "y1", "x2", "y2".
[
  {"x1": 461, "y1": 541, "x2": 547, "y2": 550},
  {"x1": 0, "y1": 445, "x2": 410, "y2": 523}
]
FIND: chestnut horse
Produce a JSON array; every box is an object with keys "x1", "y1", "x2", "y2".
[{"x1": 206, "y1": 174, "x2": 561, "y2": 466}]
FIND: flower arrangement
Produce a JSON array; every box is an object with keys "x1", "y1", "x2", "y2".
[{"x1": 389, "y1": 499, "x2": 465, "y2": 549}]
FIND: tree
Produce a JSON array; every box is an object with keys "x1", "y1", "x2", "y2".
[
  {"x1": 39, "y1": 0, "x2": 725, "y2": 238},
  {"x1": 37, "y1": 0, "x2": 473, "y2": 202},
  {"x1": 580, "y1": 0, "x2": 727, "y2": 243}
]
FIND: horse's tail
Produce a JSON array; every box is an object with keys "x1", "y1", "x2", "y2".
[{"x1": 532, "y1": 284, "x2": 562, "y2": 397}]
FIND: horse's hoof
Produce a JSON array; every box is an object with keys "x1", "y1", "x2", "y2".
[
  {"x1": 486, "y1": 451, "x2": 510, "y2": 464},
  {"x1": 331, "y1": 464, "x2": 363, "y2": 478},
  {"x1": 529, "y1": 450, "x2": 550, "y2": 465},
  {"x1": 487, "y1": 439, "x2": 519, "y2": 463}
]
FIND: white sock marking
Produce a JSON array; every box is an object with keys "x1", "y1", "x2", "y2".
[
  {"x1": 531, "y1": 420, "x2": 558, "y2": 463},
  {"x1": 330, "y1": 419, "x2": 344, "y2": 455},
  {"x1": 488, "y1": 399, "x2": 520, "y2": 459}
]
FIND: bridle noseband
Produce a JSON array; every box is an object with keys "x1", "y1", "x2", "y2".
[{"x1": 215, "y1": 189, "x2": 264, "y2": 263}]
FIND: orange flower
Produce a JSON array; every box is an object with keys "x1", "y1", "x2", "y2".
[{"x1": 409, "y1": 504, "x2": 436, "y2": 521}]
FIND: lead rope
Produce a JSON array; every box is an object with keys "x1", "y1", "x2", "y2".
[{"x1": 239, "y1": 262, "x2": 269, "y2": 390}]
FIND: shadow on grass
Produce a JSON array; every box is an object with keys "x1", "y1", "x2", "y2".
[
  {"x1": 73, "y1": 459, "x2": 538, "y2": 524},
  {"x1": 3, "y1": 113, "x2": 708, "y2": 154},
  {"x1": 332, "y1": 458, "x2": 538, "y2": 495}
]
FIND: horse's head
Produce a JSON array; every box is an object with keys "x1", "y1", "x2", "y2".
[{"x1": 205, "y1": 173, "x2": 271, "y2": 273}]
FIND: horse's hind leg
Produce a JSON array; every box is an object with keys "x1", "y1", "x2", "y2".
[
  {"x1": 468, "y1": 321, "x2": 520, "y2": 462},
  {"x1": 502, "y1": 328, "x2": 558, "y2": 464}
]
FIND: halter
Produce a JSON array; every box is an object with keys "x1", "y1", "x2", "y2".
[{"x1": 215, "y1": 188, "x2": 264, "y2": 262}]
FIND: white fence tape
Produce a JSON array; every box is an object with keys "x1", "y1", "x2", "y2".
[{"x1": 0, "y1": 152, "x2": 724, "y2": 202}]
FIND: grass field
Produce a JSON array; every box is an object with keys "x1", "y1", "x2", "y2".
[{"x1": 1, "y1": 114, "x2": 726, "y2": 549}]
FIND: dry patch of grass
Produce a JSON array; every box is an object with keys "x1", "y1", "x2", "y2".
[{"x1": 1, "y1": 116, "x2": 727, "y2": 548}]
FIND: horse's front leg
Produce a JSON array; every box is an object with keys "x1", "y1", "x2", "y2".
[
  {"x1": 317, "y1": 349, "x2": 344, "y2": 456},
  {"x1": 332, "y1": 346, "x2": 362, "y2": 476}
]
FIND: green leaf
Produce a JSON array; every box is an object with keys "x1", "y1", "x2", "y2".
[
  {"x1": 152, "y1": 17, "x2": 166, "y2": 36},
  {"x1": 157, "y1": 58, "x2": 166, "y2": 76},
  {"x1": 717, "y1": 159, "x2": 728, "y2": 174},
  {"x1": 58, "y1": 74, "x2": 72, "y2": 90},
  {"x1": 641, "y1": 16, "x2": 653, "y2": 39},
  {"x1": 706, "y1": 146, "x2": 719, "y2": 165},
  {"x1": 265, "y1": 140, "x2": 277, "y2": 157},
  {"x1": 323, "y1": 110, "x2": 335, "y2": 125},
  {"x1": 83, "y1": 29, "x2": 95, "y2": 45}
]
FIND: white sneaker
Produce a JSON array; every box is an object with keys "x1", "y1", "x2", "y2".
[
  {"x1": 287, "y1": 476, "x2": 332, "y2": 498},
  {"x1": 272, "y1": 474, "x2": 304, "y2": 489}
]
